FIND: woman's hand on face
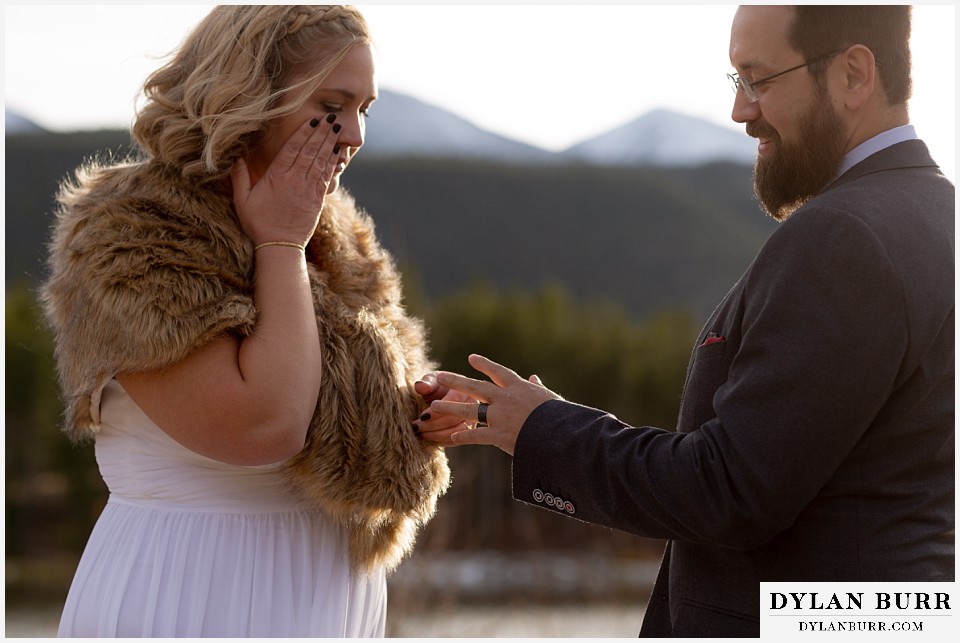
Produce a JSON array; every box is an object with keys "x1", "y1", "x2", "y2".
[{"x1": 231, "y1": 114, "x2": 341, "y2": 246}]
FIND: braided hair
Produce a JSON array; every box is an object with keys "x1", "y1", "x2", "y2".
[{"x1": 132, "y1": 5, "x2": 371, "y2": 181}]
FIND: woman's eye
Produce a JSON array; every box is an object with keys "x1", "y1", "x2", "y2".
[{"x1": 320, "y1": 101, "x2": 372, "y2": 119}]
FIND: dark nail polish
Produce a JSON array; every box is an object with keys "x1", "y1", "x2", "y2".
[
  {"x1": 309, "y1": 118, "x2": 320, "y2": 128},
  {"x1": 332, "y1": 123, "x2": 342, "y2": 134},
  {"x1": 411, "y1": 424, "x2": 420, "y2": 434},
  {"x1": 333, "y1": 145, "x2": 341, "y2": 154},
  {"x1": 326, "y1": 113, "x2": 337, "y2": 123},
  {"x1": 420, "y1": 412, "x2": 431, "y2": 422}
]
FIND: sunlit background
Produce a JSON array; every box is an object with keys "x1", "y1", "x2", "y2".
[
  {"x1": 3, "y1": 3, "x2": 955, "y2": 180},
  {"x1": 4, "y1": 4, "x2": 956, "y2": 637}
]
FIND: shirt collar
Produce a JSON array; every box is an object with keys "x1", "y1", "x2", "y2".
[{"x1": 836, "y1": 124, "x2": 917, "y2": 178}]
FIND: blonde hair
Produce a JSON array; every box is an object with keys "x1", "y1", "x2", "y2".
[{"x1": 132, "y1": 5, "x2": 371, "y2": 182}]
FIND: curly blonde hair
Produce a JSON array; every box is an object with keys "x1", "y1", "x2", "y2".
[{"x1": 132, "y1": 5, "x2": 371, "y2": 181}]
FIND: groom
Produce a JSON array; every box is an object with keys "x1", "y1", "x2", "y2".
[{"x1": 416, "y1": 5, "x2": 954, "y2": 638}]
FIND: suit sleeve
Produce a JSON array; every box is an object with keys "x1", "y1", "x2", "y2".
[{"x1": 511, "y1": 206, "x2": 908, "y2": 549}]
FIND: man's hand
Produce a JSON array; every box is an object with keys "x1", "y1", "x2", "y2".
[{"x1": 416, "y1": 354, "x2": 561, "y2": 455}]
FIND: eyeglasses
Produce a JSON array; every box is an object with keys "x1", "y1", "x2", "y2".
[{"x1": 727, "y1": 49, "x2": 846, "y2": 103}]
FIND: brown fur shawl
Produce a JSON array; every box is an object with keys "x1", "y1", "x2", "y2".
[{"x1": 41, "y1": 159, "x2": 450, "y2": 573}]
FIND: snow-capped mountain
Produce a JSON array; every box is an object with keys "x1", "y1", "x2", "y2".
[
  {"x1": 362, "y1": 89, "x2": 558, "y2": 164},
  {"x1": 364, "y1": 93, "x2": 755, "y2": 167},
  {"x1": 563, "y1": 108, "x2": 757, "y2": 167}
]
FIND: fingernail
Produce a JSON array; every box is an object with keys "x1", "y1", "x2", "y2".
[
  {"x1": 411, "y1": 424, "x2": 420, "y2": 434},
  {"x1": 332, "y1": 123, "x2": 342, "y2": 134},
  {"x1": 420, "y1": 412, "x2": 432, "y2": 421},
  {"x1": 309, "y1": 118, "x2": 320, "y2": 128},
  {"x1": 326, "y1": 113, "x2": 337, "y2": 123},
  {"x1": 333, "y1": 145, "x2": 341, "y2": 154}
]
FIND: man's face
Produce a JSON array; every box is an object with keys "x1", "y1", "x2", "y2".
[
  {"x1": 750, "y1": 88, "x2": 847, "y2": 221},
  {"x1": 728, "y1": 6, "x2": 849, "y2": 221}
]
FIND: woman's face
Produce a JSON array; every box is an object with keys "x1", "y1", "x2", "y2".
[{"x1": 249, "y1": 43, "x2": 378, "y2": 193}]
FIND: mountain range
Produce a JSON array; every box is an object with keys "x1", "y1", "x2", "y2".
[
  {"x1": 5, "y1": 88, "x2": 757, "y2": 167},
  {"x1": 6, "y1": 89, "x2": 769, "y2": 322}
]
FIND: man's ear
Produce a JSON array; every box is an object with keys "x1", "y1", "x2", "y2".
[{"x1": 836, "y1": 44, "x2": 878, "y2": 111}]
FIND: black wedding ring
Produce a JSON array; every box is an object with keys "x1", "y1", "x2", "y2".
[{"x1": 477, "y1": 402, "x2": 489, "y2": 427}]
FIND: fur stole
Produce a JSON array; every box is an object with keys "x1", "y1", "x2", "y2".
[{"x1": 41, "y1": 159, "x2": 450, "y2": 573}]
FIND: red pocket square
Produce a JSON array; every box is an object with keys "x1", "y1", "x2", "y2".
[{"x1": 700, "y1": 334, "x2": 725, "y2": 346}]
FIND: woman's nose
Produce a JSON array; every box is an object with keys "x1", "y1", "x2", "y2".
[{"x1": 336, "y1": 114, "x2": 365, "y2": 150}]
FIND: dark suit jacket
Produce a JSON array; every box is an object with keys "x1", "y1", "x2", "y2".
[{"x1": 511, "y1": 140, "x2": 955, "y2": 637}]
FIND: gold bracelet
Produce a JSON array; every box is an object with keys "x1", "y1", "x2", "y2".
[{"x1": 253, "y1": 241, "x2": 305, "y2": 252}]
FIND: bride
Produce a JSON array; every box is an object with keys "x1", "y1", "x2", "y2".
[{"x1": 42, "y1": 5, "x2": 449, "y2": 637}]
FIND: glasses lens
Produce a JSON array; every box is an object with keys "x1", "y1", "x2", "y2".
[{"x1": 728, "y1": 73, "x2": 756, "y2": 102}]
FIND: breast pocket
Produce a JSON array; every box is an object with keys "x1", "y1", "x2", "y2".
[{"x1": 676, "y1": 335, "x2": 736, "y2": 432}]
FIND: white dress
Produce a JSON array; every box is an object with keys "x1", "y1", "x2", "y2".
[{"x1": 57, "y1": 379, "x2": 387, "y2": 637}]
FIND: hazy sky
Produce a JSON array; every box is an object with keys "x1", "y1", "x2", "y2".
[{"x1": 3, "y1": 4, "x2": 955, "y2": 179}]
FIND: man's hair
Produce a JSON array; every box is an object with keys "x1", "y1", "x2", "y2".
[
  {"x1": 787, "y1": 5, "x2": 912, "y2": 105},
  {"x1": 132, "y1": 5, "x2": 371, "y2": 181}
]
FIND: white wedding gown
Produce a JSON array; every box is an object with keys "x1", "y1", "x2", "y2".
[{"x1": 58, "y1": 379, "x2": 387, "y2": 637}]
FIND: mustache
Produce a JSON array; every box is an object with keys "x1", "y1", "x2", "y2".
[{"x1": 746, "y1": 122, "x2": 777, "y2": 140}]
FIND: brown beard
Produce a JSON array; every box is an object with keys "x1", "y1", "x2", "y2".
[{"x1": 751, "y1": 97, "x2": 847, "y2": 221}]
